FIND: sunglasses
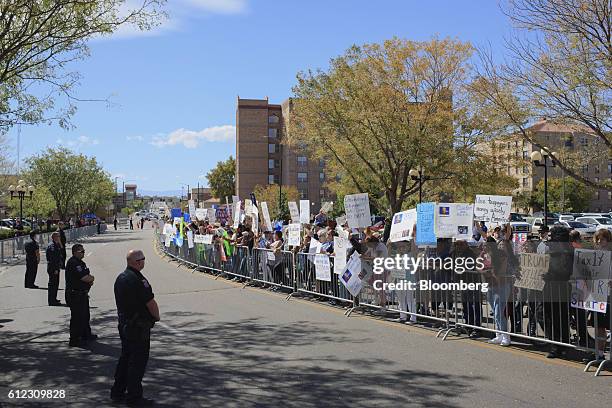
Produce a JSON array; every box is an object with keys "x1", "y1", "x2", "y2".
[{"x1": 136, "y1": 257, "x2": 146, "y2": 261}]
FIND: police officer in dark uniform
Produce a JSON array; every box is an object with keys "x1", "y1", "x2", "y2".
[
  {"x1": 65, "y1": 244, "x2": 96, "y2": 347},
  {"x1": 111, "y1": 249, "x2": 160, "y2": 406},
  {"x1": 45, "y1": 232, "x2": 63, "y2": 306},
  {"x1": 24, "y1": 231, "x2": 40, "y2": 288}
]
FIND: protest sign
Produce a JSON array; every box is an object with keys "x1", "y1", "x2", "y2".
[
  {"x1": 288, "y1": 201, "x2": 300, "y2": 223},
  {"x1": 233, "y1": 201, "x2": 241, "y2": 228},
  {"x1": 207, "y1": 208, "x2": 216, "y2": 223},
  {"x1": 195, "y1": 208, "x2": 207, "y2": 221},
  {"x1": 515, "y1": 253, "x2": 549, "y2": 291},
  {"x1": 315, "y1": 254, "x2": 332, "y2": 282},
  {"x1": 320, "y1": 201, "x2": 333, "y2": 213},
  {"x1": 436, "y1": 203, "x2": 474, "y2": 240},
  {"x1": 333, "y1": 236, "x2": 349, "y2": 275},
  {"x1": 187, "y1": 231, "x2": 194, "y2": 249},
  {"x1": 300, "y1": 200, "x2": 310, "y2": 224},
  {"x1": 340, "y1": 252, "x2": 364, "y2": 296},
  {"x1": 288, "y1": 223, "x2": 301, "y2": 247},
  {"x1": 244, "y1": 199, "x2": 253, "y2": 217},
  {"x1": 571, "y1": 249, "x2": 611, "y2": 312},
  {"x1": 416, "y1": 202, "x2": 436, "y2": 245},
  {"x1": 473, "y1": 195, "x2": 512, "y2": 225},
  {"x1": 261, "y1": 202, "x2": 273, "y2": 231},
  {"x1": 344, "y1": 193, "x2": 371, "y2": 229},
  {"x1": 335, "y1": 216, "x2": 347, "y2": 227},
  {"x1": 188, "y1": 200, "x2": 196, "y2": 216},
  {"x1": 389, "y1": 209, "x2": 417, "y2": 243},
  {"x1": 252, "y1": 209, "x2": 259, "y2": 235}
]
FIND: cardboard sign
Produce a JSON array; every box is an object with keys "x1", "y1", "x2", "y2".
[
  {"x1": 187, "y1": 230, "x2": 194, "y2": 249},
  {"x1": 389, "y1": 209, "x2": 417, "y2": 243},
  {"x1": 340, "y1": 252, "x2": 364, "y2": 296},
  {"x1": 315, "y1": 254, "x2": 332, "y2": 282},
  {"x1": 195, "y1": 208, "x2": 207, "y2": 221},
  {"x1": 320, "y1": 201, "x2": 333, "y2": 213},
  {"x1": 299, "y1": 200, "x2": 310, "y2": 224},
  {"x1": 333, "y1": 236, "x2": 349, "y2": 275},
  {"x1": 288, "y1": 201, "x2": 300, "y2": 223},
  {"x1": 571, "y1": 249, "x2": 611, "y2": 312},
  {"x1": 288, "y1": 223, "x2": 301, "y2": 247},
  {"x1": 188, "y1": 200, "x2": 196, "y2": 216},
  {"x1": 344, "y1": 193, "x2": 371, "y2": 229},
  {"x1": 436, "y1": 203, "x2": 474, "y2": 240},
  {"x1": 515, "y1": 253, "x2": 549, "y2": 291},
  {"x1": 473, "y1": 195, "x2": 512, "y2": 225},
  {"x1": 244, "y1": 199, "x2": 253, "y2": 217},
  {"x1": 207, "y1": 208, "x2": 216, "y2": 223},
  {"x1": 261, "y1": 202, "x2": 273, "y2": 231},
  {"x1": 416, "y1": 202, "x2": 436, "y2": 245},
  {"x1": 233, "y1": 200, "x2": 241, "y2": 228}
]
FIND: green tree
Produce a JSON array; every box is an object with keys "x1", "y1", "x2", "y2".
[
  {"x1": 533, "y1": 177, "x2": 594, "y2": 213},
  {"x1": 206, "y1": 156, "x2": 236, "y2": 203},
  {"x1": 289, "y1": 37, "x2": 516, "y2": 216},
  {"x1": 0, "y1": 1, "x2": 166, "y2": 134},
  {"x1": 24, "y1": 147, "x2": 113, "y2": 219},
  {"x1": 252, "y1": 184, "x2": 299, "y2": 221}
]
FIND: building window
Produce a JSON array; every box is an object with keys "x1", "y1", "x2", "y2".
[
  {"x1": 522, "y1": 178, "x2": 529, "y2": 187},
  {"x1": 268, "y1": 115, "x2": 279, "y2": 124},
  {"x1": 268, "y1": 128, "x2": 277, "y2": 138},
  {"x1": 564, "y1": 136, "x2": 573, "y2": 147},
  {"x1": 268, "y1": 143, "x2": 279, "y2": 154},
  {"x1": 268, "y1": 159, "x2": 279, "y2": 169},
  {"x1": 320, "y1": 189, "x2": 325, "y2": 198},
  {"x1": 523, "y1": 165, "x2": 529, "y2": 174},
  {"x1": 268, "y1": 175, "x2": 275, "y2": 185},
  {"x1": 299, "y1": 189, "x2": 308, "y2": 199},
  {"x1": 608, "y1": 191, "x2": 612, "y2": 200},
  {"x1": 609, "y1": 163, "x2": 612, "y2": 173},
  {"x1": 522, "y1": 151, "x2": 529, "y2": 159},
  {"x1": 297, "y1": 172, "x2": 308, "y2": 183},
  {"x1": 595, "y1": 177, "x2": 600, "y2": 183},
  {"x1": 583, "y1": 164, "x2": 588, "y2": 173},
  {"x1": 319, "y1": 159, "x2": 325, "y2": 167},
  {"x1": 297, "y1": 156, "x2": 307, "y2": 166},
  {"x1": 319, "y1": 172, "x2": 325, "y2": 181},
  {"x1": 594, "y1": 166, "x2": 600, "y2": 173},
  {"x1": 595, "y1": 191, "x2": 600, "y2": 199}
]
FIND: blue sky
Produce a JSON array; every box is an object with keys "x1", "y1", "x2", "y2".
[{"x1": 10, "y1": 0, "x2": 510, "y2": 193}]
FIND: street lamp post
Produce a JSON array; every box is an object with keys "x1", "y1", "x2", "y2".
[
  {"x1": 531, "y1": 149, "x2": 557, "y2": 226},
  {"x1": 9, "y1": 180, "x2": 34, "y2": 224},
  {"x1": 409, "y1": 166, "x2": 425, "y2": 203}
]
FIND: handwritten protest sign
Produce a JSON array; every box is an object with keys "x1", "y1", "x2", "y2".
[
  {"x1": 571, "y1": 249, "x2": 611, "y2": 312},
  {"x1": 233, "y1": 201, "x2": 241, "y2": 228},
  {"x1": 195, "y1": 208, "x2": 206, "y2": 221},
  {"x1": 333, "y1": 236, "x2": 349, "y2": 275},
  {"x1": 416, "y1": 202, "x2": 436, "y2": 245},
  {"x1": 288, "y1": 201, "x2": 300, "y2": 223},
  {"x1": 187, "y1": 231, "x2": 194, "y2": 249},
  {"x1": 389, "y1": 209, "x2": 417, "y2": 242},
  {"x1": 315, "y1": 254, "x2": 332, "y2": 282},
  {"x1": 207, "y1": 208, "x2": 216, "y2": 223},
  {"x1": 261, "y1": 202, "x2": 273, "y2": 231},
  {"x1": 436, "y1": 203, "x2": 474, "y2": 240},
  {"x1": 320, "y1": 202, "x2": 333, "y2": 213},
  {"x1": 299, "y1": 200, "x2": 310, "y2": 224},
  {"x1": 344, "y1": 193, "x2": 371, "y2": 229},
  {"x1": 515, "y1": 253, "x2": 549, "y2": 291},
  {"x1": 288, "y1": 223, "x2": 301, "y2": 246},
  {"x1": 188, "y1": 200, "x2": 196, "y2": 216},
  {"x1": 473, "y1": 195, "x2": 512, "y2": 225}
]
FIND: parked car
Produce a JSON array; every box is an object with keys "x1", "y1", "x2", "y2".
[
  {"x1": 575, "y1": 216, "x2": 612, "y2": 231},
  {"x1": 555, "y1": 220, "x2": 596, "y2": 239},
  {"x1": 526, "y1": 216, "x2": 559, "y2": 236},
  {"x1": 558, "y1": 214, "x2": 575, "y2": 222},
  {"x1": 581, "y1": 213, "x2": 612, "y2": 219},
  {"x1": 509, "y1": 213, "x2": 531, "y2": 235}
]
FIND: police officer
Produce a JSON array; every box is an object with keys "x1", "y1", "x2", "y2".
[
  {"x1": 65, "y1": 244, "x2": 96, "y2": 347},
  {"x1": 45, "y1": 232, "x2": 63, "y2": 306},
  {"x1": 111, "y1": 249, "x2": 159, "y2": 406},
  {"x1": 24, "y1": 231, "x2": 40, "y2": 288}
]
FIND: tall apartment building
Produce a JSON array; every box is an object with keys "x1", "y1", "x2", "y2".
[
  {"x1": 493, "y1": 119, "x2": 612, "y2": 212},
  {"x1": 236, "y1": 97, "x2": 328, "y2": 212}
]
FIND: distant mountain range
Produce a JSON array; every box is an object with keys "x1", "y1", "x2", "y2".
[{"x1": 138, "y1": 189, "x2": 183, "y2": 197}]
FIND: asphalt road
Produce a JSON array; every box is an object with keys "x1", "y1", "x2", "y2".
[{"x1": 0, "y1": 227, "x2": 610, "y2": 407}]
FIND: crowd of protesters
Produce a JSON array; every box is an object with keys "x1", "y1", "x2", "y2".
[{"x1": 160, "y1": 208, "x2": 610, "y2": 364}]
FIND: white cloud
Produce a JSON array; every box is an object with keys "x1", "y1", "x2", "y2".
[
  {"x1": 151, "y1": 125, "x2": 235, "y2": 148},
  {"x1": 126, "y1": 135, "x2": 145, "y2": 142},
  {"x1": 56, "y1": 135, "x2": 100, "y2": 148},
  {"x1": 101, "y1": 0, "x2": 248, "y2": 40}
]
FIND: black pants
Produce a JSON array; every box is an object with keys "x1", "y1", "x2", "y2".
[
  {"x1": 462, "y1": 291, "x2": 482, "y2": 327},
  {"x1": 25, "y1": 261, "x2": 37, "y2": 287},
  {"x1": 543, "y1": 301, "x2": 570, "y2": 344},
  {"x1": 111, "y1": 325, "x2": 151, "y2": 402},
  {"x1": 67, "y1": 292, "x2": 91, "y2": 341},
  {"x1": 47, "y1": 270, "x2": 59, "y2": 304}
]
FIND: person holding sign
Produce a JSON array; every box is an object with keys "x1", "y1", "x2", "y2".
[
  {"x1": 269, "y1": 231, "x2": 285, "y2": 290},
  {"x1": 588, "y1": 229, "x2": 611, "y2": 362},
  {"x1": 486, "y1": 224, "x2": 518, "y2": 347}
]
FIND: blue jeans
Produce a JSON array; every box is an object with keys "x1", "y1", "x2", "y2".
[{"x1": 487, "y1": 282, "x2": 511, "y2": 332}]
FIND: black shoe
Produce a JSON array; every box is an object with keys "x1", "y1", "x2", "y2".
[
  {"x1": 49, "y1": 301, "x2": 62, "y2": 306},
  {"x1": 127, "y1": 397, "x2": 155, "y2": 407},
  {"x1": 83, "y1": 334, "x2": 98, "y2": 342},
  {"x1": 110, "y1": 393, "x2": 125, "y2": 404},
  {"x1": 68, "y1": 339, "x2": 86, "y2": 348},
  {"x1": 25, "y1": 285, "x2": 39, "y2": 289},
  {"x1": 468, "y1": 330, "x2": 481, "y2": 339}
]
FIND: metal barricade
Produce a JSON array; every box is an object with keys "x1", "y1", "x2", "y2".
[
  {"x1": 293, "y1": 252, "x2": 353, "y2": 304},
  {"x1": 251, "y1": 248, "x2": 294, "y2": 290}
]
